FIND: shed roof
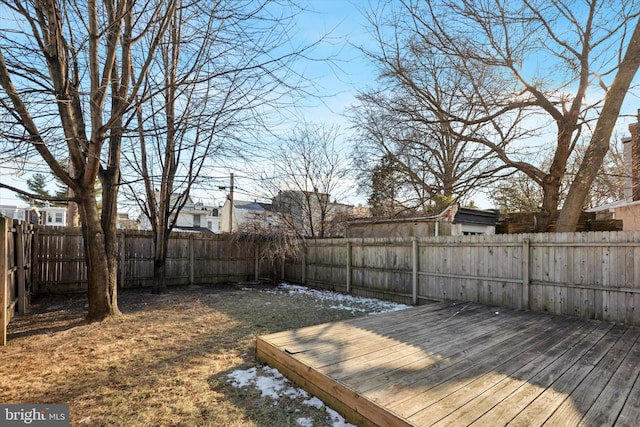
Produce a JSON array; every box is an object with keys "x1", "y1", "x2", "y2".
[
  {"x1": 454, "y1": 206, "x2": 499, "y2": 226},
  {"x1": 347, "y1": 204, "x2": 498, "y2": 227}
]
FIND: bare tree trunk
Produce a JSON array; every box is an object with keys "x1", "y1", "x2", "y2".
[
  {"x1": 152, "y1": 228, "x2": 170, "y2": 294},
  {"x1": 537, "y1": 124, "x2": 574, "y2": 231},
  {"x1": 557, "y1": 19, "x2": 640, "y2": 232},
  {"x1": 152, "y1": 260, "x2": 166, "y2": 294},
  {"x1": 66, "y1": 160, "x2": 79, "y2": 227},
  {"x1": 78, "y1": 188, "x2": 121, "y2": 321}
]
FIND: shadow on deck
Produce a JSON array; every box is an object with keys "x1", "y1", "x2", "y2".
[{"x1": 256, "y1": 301, "x2": 640, "y2": 426}]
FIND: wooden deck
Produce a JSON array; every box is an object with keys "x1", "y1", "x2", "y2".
[{"x1": 256, "y1": 302, "x2": 640, "y2": 426}]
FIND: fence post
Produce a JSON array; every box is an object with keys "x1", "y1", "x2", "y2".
[
  {"x1": 254, "y1": 243, "x2": 260, "y2": 281},
  {"x1": 0, "y1": 216, "x2": 8, "y2": 346},
  {"x1": 118, "y1": 231, "x2": 125, "y2": 289},
  {"x1": 522, "y1": 238, "x2": 530, "y2": 310},
  {"x1": 280, "y1": 256, "x2": 285, "y2": 281},
  {"x1": 412, "y1": 237, "x2": 418, "y2": 305},
  {"x1": 301, "y1": 241, "x2": 306, "y2": 285},
  {"x1": 16, "y1": 222, "x2": 25, "y2": 315},
  {"x1": 31, "y1": 227, "x2": 39, "y2": 295},
  {"x1": 346, "y1": 241, "x2": 352, "y2": 293},
  {"x1": 189, "y1": 235, "x2": 195, "y2": 285}
]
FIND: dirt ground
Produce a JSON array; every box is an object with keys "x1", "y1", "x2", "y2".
[{"x1": 1, "y1": 283, "x2": 388, "y2": 426}]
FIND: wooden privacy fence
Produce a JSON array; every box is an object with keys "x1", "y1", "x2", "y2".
[
  {"x1": 283, "y1": 231, "x2": 640, "y2": 326},
  {"x1": 1, "y1": 215, "x2": 34, "y2": 345},
  {"x1": 35, "y1": 227, "x2": 265, "y2": 294}
]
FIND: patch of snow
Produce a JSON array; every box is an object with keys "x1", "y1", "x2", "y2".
[
  {"x1": 296, "y1": 417, "x2": 314, "y2": 427},
  {"x1": 262, "y1": 365, "x2": 284, "y2": 378},
  {"x1": 255, "y1": 375, "x2": 284, "y2": 401},
  {"x1": 327, "y1": 407, "x2": 353, "y2": 427},
  {"x1": 227, "y1": 367, "x2": 256, "y2": 388},
  {"x1": 303, "y1": 396, "x2": 325, "y2": 409},
  {"x1": 227, "y1": 366, "x2": 356, "y2": 427},
  {"x1": 276, "y1": 283, "x2": 410, "y2": 315},
  {"x1": 284, "y1": 386, "x2": 309, "y2": 399}
]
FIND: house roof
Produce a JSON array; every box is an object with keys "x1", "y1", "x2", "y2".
[
  {"x1": 173, "y1": 225, "x2": 215, "y2": 234},
  {"x1": 233, "y1": 200, "x2": 273, "y2": 212}
]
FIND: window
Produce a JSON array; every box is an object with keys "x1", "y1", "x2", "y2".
[
  {"x1": 193, "y1": 214, "x2": 201, "y2": 227},
  {"x1": 55, "y1": 212, "x2": 63, "y2": 223}
]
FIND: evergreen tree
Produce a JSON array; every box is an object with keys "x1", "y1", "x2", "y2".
[
  {"x1": 16, "y1": 173, "x2": 51, "y2": 206},
  {"x1": 15, "y1": 172, "x2": 69, "y2": 207}
]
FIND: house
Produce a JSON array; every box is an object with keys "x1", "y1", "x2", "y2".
[
  {"x1": 39, "y1": 203, "x2": 67, "y2": 227},
  {"x1": 219, "y1": 199, "x2": 280, "y2": 233},
  {"x1": 323, "y1": 201, "x2": 361, "y2": 237},
  {"x1": 174, "y1": 198, "x2": 221, "y2": 233},
  {"x1": 116, "y1": 213, "x2": 139, "y2": 230},
  {"x1": 0, "y1": 203, "x2": 67, "y2": 227},
  {"x1": 587, "y1": 117, "x2": 640, "y2": 230},
  {"x1": 271, "y1": 190, "x2": 358, "y2": 238},
  {"x1": 139, "y1": 196, "x2": 221, "y2": 233},
  {"x1": 0, "y1": 204, "x2": 31, "y2": 223},
  {"x1": 220, "y1": 193, "x2": 358, "y2": 237},
  {"x1": 271, "y1": 190, "x2": 328, "y2": 237},
  {"x1": 346, "y1": 203, "x2": 499, "y2": 238}
]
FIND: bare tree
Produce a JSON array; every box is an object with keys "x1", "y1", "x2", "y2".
[
  {"x1": 266, "y1": 122, "x2": 351, "y2": 238},
  {"x1": 361, "y1": 0, "x2": 640, "y2": 231},
  {"x1": 491, "y1": 140, "x2": 625, "y2": 213},
  {"x1": 120, "y1": 1, "x2": 315, "y2": 293},
  {"x1": 0, "y1": 0, "x2": 176, "y2": 320},
  {"x1": 490, "y1": 171, "x2": 545, "y2": 215},
  {"x1": 352, "y1": 5, "x2": 534, "y2": 215}
]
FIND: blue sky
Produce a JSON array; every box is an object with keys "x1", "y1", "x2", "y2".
[{"x1": 293, "y1": 0, "x2": 377, "y2": 121}]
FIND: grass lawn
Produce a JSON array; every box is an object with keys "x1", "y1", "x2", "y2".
[{"x1": 1, "y1": 283, "x2": 405, "y2": 426}]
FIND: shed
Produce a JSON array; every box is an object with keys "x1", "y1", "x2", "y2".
[{"x1": 346, "y1": 204, "x2": 498, "y2": 238}]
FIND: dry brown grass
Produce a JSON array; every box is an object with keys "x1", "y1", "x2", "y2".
[{"x1": 1, "y1": 284, "x2": 381, "y2": 426}]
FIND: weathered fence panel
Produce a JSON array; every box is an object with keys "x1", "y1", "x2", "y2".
[
  {"x1": 35, "y1": 227, "x2": 266, "y2": 294},
  {"x1": 303, "y1": 239, "x2": 349, "y2": 292},
  {"x1": 1, "y1": 216, "x2": 34, "y2": 345},
  {"x1": 120, "y1": 231, "x2": 154, "y2": 288},
  {"x1": 36, "y1": 227, "x2": 85, "y2": 293},
  {"x1": 284, "y1": 231, "x2": 640, "y2": 325}
]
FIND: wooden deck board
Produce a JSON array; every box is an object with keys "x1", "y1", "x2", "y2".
[
  {"x1": 507, "y1": 324, "x2": 623, "y2": 426},
  {"x1": 469, "y1": 321, "x2": 615, "y2": 426},
  {"x1": 256, "y1": 301, "x2": 640, "y2": 426},
  {"x1": 429, "y1": 320, "x2": 598, "y2": 426},
  {"x1": 353, "y1": 312, "x2": 574, "y2": 398},
  {"x1": 546, "y1": 327, "x2": 640, "y2": 426},
  {"x1": 315, "y1": 309, "x2": 517, "y2": 376},
  {"x1": 410, "y1": 317, "x2": 590, "y2": 426}
]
